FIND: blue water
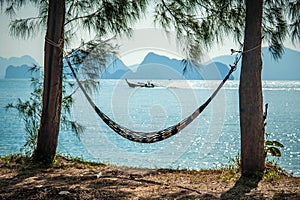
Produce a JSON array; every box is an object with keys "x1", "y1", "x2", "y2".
[{"x1": 0, "y1": 79, "x2": 299, "y2": 176}]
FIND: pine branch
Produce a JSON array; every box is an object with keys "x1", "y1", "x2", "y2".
[
  {"x1": 9, "y1": 16, "x2": 46, "y2": 39},
  {"x1": 161, "y1": 0, "x2": 177, "y2": 21},
  {"x1": 64, "y1": 7, "x2": 104, "y2": 26}
]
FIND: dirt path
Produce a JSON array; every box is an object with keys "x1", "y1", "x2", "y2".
[{"x1": 0, "y1": 155, "x2": 299, "y2": 199}]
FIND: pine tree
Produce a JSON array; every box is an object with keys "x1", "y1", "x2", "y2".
[
  {"x1": 35, "y1": 0, "x2": 65, "y2": 163},
  {"x1": 0, "y1": 0, "x2": 149, "y2": 163},
  {"x1": 155, "y1": 0, "x2": 299, "y2": 176},
  {"x1": 239, "y1": 0, "x2": 265, "y2": 177},
  {"x1": 0, "y1": 0, "x2": 207, "y2": 164}
]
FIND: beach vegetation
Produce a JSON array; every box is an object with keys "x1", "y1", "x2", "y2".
[{"x1": 5, "y1": 66, "x2": 83, "y2": 157}]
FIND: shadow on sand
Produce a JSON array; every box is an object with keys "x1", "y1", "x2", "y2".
[{"x1": 220, "y1": 174, "x2": 263, "y2": 200}]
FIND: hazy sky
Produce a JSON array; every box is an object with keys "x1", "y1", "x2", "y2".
[{"x1": 0, "y1": 5, "x2": 299, "y2": 66}]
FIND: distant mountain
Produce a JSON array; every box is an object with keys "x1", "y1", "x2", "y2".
[
  {"x1": 102, "y1": 52, "x2": 234, "y2": 80},
  {"x1": 262, "y1": 47, "x2": 300, "y2": 80},
  {"x1": 8, "y1": 46, "x2": 297, "y2": 80},
  {"x1": 5, "y1": 64, "x2": 40, "y2": 79},
  {"x1": 123, "y1": 52, "x2": 190, "y2": 79},
  {"x1": 212, "y1": 47, "x2": 300, "y2": 80},
  {"x1": 100, "y1": 55, "x2": 131, "y2": 79},
  {"x1": 0, "y1": 55, "x2": 39, "y2": 79},
  {"x1": 63, "y1": 51, "x2": 131, "y2": 79},
  {"x1": 198, "y1": 62, "x2": 235, "y2": 80}
]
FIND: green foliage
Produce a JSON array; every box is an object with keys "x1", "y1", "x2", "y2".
[
  {"x1": 1, "y1": 0, "x2": 148, "y2": 45},
  {"x1": 263, "y1": 0, "x2": 287, "y2": 60},
  {"x1": 265, "y1": 145, "x2": 283, "y2": 157},
  {"x1": 153, "y1": 0, "x2": 299, "y2": 61},
  {"x1": 5, "y1": 77, "x2": 42, "y2": 155},
  {"x1": 154, "y1": 0, "x2": 245, "y2": 61},
  {"x1": 1, "y1": 0, "x2": 150, "y2": 91},
  {"x1": 264, "y1": 161, "x2": 287, "y2": 182},
  {"x1": 218, "y1": 155, "x2": 241, "y2": 182},
  {"x1": 53, "y1": 154, "x2": 104, "y2": 169},
  {"x1": 5, "y1": 67, "x2": 83, "y2": 156},
  {"x1": 227, "y1": 154, "x2": 241, "y2": 171},
  {"x1": 265, "y1": 140, "x2": 284, "y2": 148},
  {"x1": 64, "y1": 38, "x2": 118, "y2": 92},
  {"x1": 262, "y1": 0, "x2": 299, "y2": 59},
  {"x1": 1, "y1": 0, "x2": 298, "y2": 70},
  {"x1": 263, "y1": 104, "x2": 284, "y2": 158},
  {"x1": 265, "y1": 140, "x2": 284, "y2": 157},
  {"x1": 0, "y1": 154, "x2": 29, "y2": 168},
  {"x1": 1, "y1": 0, "x2": 299, "y2": 62},
  {"x1": 287, "y1": 0, "x2": 300, "y2": 44}
]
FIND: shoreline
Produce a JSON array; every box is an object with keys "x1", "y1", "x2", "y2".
[{"x1": 1, "y1": 154, "x2": 299, "y2": 199}]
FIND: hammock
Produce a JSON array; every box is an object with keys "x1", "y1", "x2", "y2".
[{"x1": 66, "y1": 53, "x2": 239, "y2": 143}]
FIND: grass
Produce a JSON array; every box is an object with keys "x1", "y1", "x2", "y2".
[
  {"x1": 264, "y1": 161, "x2": 288, "y2": 182},
  {"x1": 0, "y1": 154, "x2": 288, "y2": 183},
  {"x1": 0, "y1": 153, "x2": 292, "y2": 182},
  {"x1": 0, "y1": 154, "x2": 30, "y2": 168},
  {"x1": 52, "y1": 154, "x2": 106, "y2": 169},
  {"x1": 1, "y1": 154, "x2": 299, "y2": 200}
]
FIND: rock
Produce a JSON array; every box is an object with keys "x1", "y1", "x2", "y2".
[
  {"x1": 81, "y1": 171, "x2": 103, "y2": 178},
  {"x1": 59, "y1": 191, "x2": 70, "y2": 195},
  {"x1": 96, "y1": 172, "x2": 102, "y2": 178}
]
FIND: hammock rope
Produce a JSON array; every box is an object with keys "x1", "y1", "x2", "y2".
[{"x1": 66, "y1": 52, "x2": 240, "y2": 143}]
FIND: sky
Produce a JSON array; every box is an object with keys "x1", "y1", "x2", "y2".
[{"x1": 0, "y1": 5, "x2": 299, "y2": 67}]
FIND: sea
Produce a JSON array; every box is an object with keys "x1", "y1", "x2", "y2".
[{"x1": 0, "y1": 79, "x2": 299, "y2": 176}]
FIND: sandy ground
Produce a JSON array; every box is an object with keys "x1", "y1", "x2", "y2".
[{"x1": 0, "y1": 155, "x2": 299, "y2": 199}]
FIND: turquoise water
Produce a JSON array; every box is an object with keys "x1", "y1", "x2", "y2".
[{"x1": 0, "y1": 79, "x2": 299, "y2": 176}]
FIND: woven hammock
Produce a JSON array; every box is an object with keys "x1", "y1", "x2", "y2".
[{"x1": 66, "y1": 53, "x2": 238, "y2": 143}]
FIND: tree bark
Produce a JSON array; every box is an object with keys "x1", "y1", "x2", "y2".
[
  {"x1": 35, "y1": 0, "x2": 65, "y2": 163},
  {"x1": 239, "y1": 0, "x2": 265, "y2": 176}
]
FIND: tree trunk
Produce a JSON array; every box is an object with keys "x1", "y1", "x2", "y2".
[
  {"x1": 34, "y1": 0, "x2": 65, "y2": 163},
  {"x1": 239, "y1": 0, "x2": 265, "y2": 176}
]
